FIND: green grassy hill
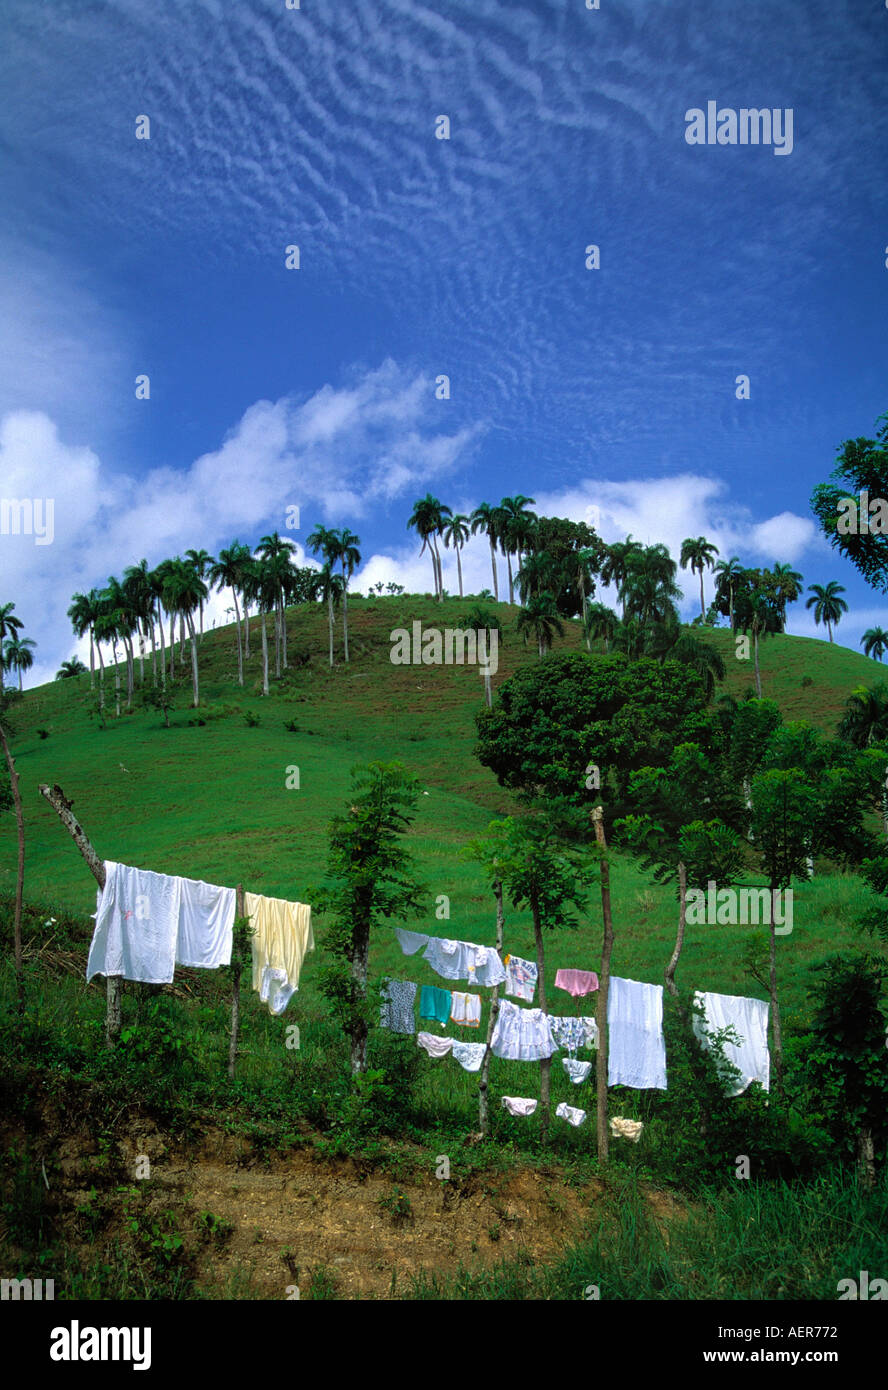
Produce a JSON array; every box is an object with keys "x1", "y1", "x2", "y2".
[{"x1": 1, "y1": 595, "x2": 882, "y2": 1026}]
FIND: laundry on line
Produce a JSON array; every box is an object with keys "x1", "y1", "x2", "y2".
[
  {"x1": 246, "y1": 892, "x2": 313, "y2": 1016},
  {"x1": 380, "y1": 978, "x2": 418, "y2": 1034}
]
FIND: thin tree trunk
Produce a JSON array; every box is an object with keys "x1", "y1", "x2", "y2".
[
  {"x1": 0, "y1": 721, "x2": 25, "y2": 1017},
  {"x1": 664, "y1": 861, "x2": 687, "y2": 999},
  {"x1": 89, "y1": 629, "x2": 95, "y2": 691},
  {"x1": 342, "y1": 580, "x2": 350, "y2": 664},
  {"x1": 858, "y1": 1127, "x2": 875, "y2": 1191},
  {"x1": 149, "y1": 622, "x2": 157, "y2": 688},
  {"x1": 506, "y1": 550, "x2": 514, "y2": 605},
  {"x1": 244, "y1": 601, "x2": 251, "y2": 660},
  {"x1": 478, "y1": 879, "x2": 505, "y2": 1137},
  {"x1": 37, "y1": 783, "x2": 121, "y2": 1045},
  {"x1": 232, "y1": 589, "x2": 244, "y2": 686},
  {"x1": 327, "y1": 591, "x2": 334, "y2": 667},
  {"x1": 96, "y1": 643, "x2": 106, "y2": 710},
  {"x1": 229, "y1": 885, "x2": 244, "y2": 1079},
  {"x1": 350, "y1": 911, "x2": 371, "y2": 1075},
  {"x1": 753, "y1": 630, "x2": 762, "y2": 697},
  {"x1": 261, "y1": 609, "x2": 270, "y2": 696},
  {"x1": 699, "y1": 570, "x2": 705, "y2": 620},
  {"x1": 489, "y1": 537, "x2": 499, "y2": 600},
  {"x1": 592, "y1": 807, "x2": 614, "y2": 1165},
  {"x1": 456, "y1": 545, "x2": 464, "y2": 599},
  {"x1": 281, "y1": 587, "x2": 288, "y2": 670},
  {"x1": 531, "y1": 897, "x2": 550, "y2": 1133},
  {"x1": 768, "y1": 884, "x2": 784, "y2": 1098},
  {"x1": 187, "y1": 613, "x2": 199, "y2": 706},
  {"x1": 112, "y1": 640, "x2": 121, "y2": 717}
]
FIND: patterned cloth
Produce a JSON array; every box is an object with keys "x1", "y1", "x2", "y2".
[
  {"x1": 450, "y1": 991, "x2": 482, "y2": 1027},
  {"x1": 554, "y1": 968, "x2": 599, "y2": 998},
  {"x1": 490, "y1": 999, "x2": 557, "y2": 1061},
  {"x1": 452, "y1": 1041, "x2": 487, "y2": 1072},
  {"x1": 548, "y1": 1014, "x2": 598, "y2": 1055},
  {"x1": 419, "y1": 984, "x2": 452, "y2": 1026},
  {"x1": 563, "y1": 1057, "x2": 593, "y2": 1085},
  {"x1": 555, "y1": 1102, "x2": 587, "y2": 1127},
  {"x1": 422, "y1": 936, "x2": 506, "y2": 987},
  {"x1": 504, "y1": 954, "x2": 538, "y2": 1003},
  {"x1": 379, "y1": 978, "x2": 417, "y2": 1034}
]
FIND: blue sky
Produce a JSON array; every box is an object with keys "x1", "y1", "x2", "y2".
[{"x1": 1, "y1": 0, "x2": 887, "y2": 683}]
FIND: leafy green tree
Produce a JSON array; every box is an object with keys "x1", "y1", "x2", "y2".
[
  {"x1": 810, "y1": 411, "x2": 888, "y2": 591},
  {"x1": 516, "y1": 593, "x2": 563, "y2": 657},
  {"x1": 839, "y1": 683, "x2": 888, "y2": 749},
  {"x1": 474, "y1": 813, "x2": 595, "y2": 1130},
  {"x1": 56, "y1": 657, "x2": 87, "y2": 679},
  {"x1": 806, "y1": 954, "x2": 888, "y2": 1184},
  {"x1": 713, "y1": 556, "x2": 743, "y2": 630},
  {"x1": 768, "y1": 563, "x2": 804, "y2": 631},
  {"x1": 3, "y1": 636, "x2": 36, "y2": 691},
  {"x1": 734, "y1": 572, "x2": 782, "y2": 696},
  {"x1": 805, "y1": 581, "x2": 848, "y2": 643},
  {"x1": 601, "y1": 536, "x2": 643, "y2": 619},
  {"x1": 475, "y1": 651, "x2": 712, "y2": 809},
  {"x1": 584, "y1": 601, "x2": 619, "y2": 653},
  {"x1": 313, "y1": 762, "x2": 428, "y2": 1074}
]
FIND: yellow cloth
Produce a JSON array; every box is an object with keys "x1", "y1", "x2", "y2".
[{"x1": 245, "y1": 892, "x2": 313, "y2": 1009}]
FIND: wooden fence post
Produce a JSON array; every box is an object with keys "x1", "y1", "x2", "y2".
[
  {"x1": 592, "y1": 806, "x2": 613, "y2": 1165},
  {"x1": 38, "y1": 783, "x2": 122, "y2": 1047},
  {"x1": 229, "y1": 884, "x2": 245, "y2": 1079},
  {"x1": 478, "y1": 878, "x2": 504, "y2": 1137}
]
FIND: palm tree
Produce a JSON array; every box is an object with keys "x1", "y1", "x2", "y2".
[
  {"x1": 600, "y1": 536, "x2": 643, "y2": 619},
  {"x1": 56, "y1": 657, "x2": 87, "y2": 679},
  {"x1": 769, "y1": 563, "x2": 804, "y2": 632},
  {"x1": 714, "y1": 557, "x2": 743, "y2": 630},
  {"x1": 408, "y1": 495, "x2": 451, "y2": 600},
  {"x1": 307, "y1": 525, "x2": 341, "y2": 665},
  {"x1": 861, "y1": 628, "x2": 888, "y2": 662},
  {"x1": 680, "y1": 537, "x2": 719, "y2": 621},
  {"x1": 745, "y1": 589, "x2": 776, "y2": 698},
  {"x1": 459, "y1": 606, "x2": 501, "y2": 705},
  {"x1": 839, "y1": 683, "x2": 888, "y2": 749},
  {"x1": 669, "y1": 631, "x2": 726, "y2": 699},
  {"x1": 161, "y1": 559, "x2": 207, "y2": 706},
  {"x1": 101, "y1": 576, "x2": 138, "y2": 709},
  {"x1": 330, "y1": 527, "x2": 361, "y2": 664},
  {"x1": 122, "y1": 560, "x2": 157, "y2": 687},
  {"x1": 210, "y1": 543, "x2": 251, "y2": 685},
  {"x1": 243, "y1": 557, "x2": 280, "y2": 697},
  {"x1": 185, "y1": 548, "x2": 214, "y2": 641},
  {"x1": 517, "y1": 594, "x2": 563, "y2": 658},
  {"x1": 443, "y1": 513, "x2": 471, "y2": 599},
  {"x1": 584, "y1": 601, "x2": 619, "y2": 653},
  {"x1": 312, "y1": 564, "x2": 344, "y2": 669},
  {"x1": 622, "y1": 548, "x2": 681, "y2": 628},
  {"x1": 806, "y1": 581, "x2": 848, "y2": 643},
  {"x1": 257, "y1": 533, "x2": 295, "y2": 673},
  {"x1": 470, "y1": 502, "x2": 504, "y2": 602},
  {"x1": 3, "y1": 636, "x2": 36, "y2": 690},
  {"x1": 94, "y1": 607, "x2": 122, "y2": 715},
  {"x1": 498, "y1": 496, "x2": 537, "y2": 605},
  {"x1": 0, "y1": 603, "x2": 24, "y2": 694},
  {"x1": 67, "y1": 590, "x2": 101, "y2": 690}
]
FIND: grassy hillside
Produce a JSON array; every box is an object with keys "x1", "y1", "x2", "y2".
[{"x1": 0, "y1": 594, "x2": 882, "y2": 1027}]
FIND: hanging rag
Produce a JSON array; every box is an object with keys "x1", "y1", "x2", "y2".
[
  {"x1": 450, "y1": 991, "x2": 482, "y2": 1028},
  {"x1": 504, "y1": 954, "x2": 538, "y2": 1002},
  {"x1": 417, "y1": 1031, "x2": 454, "y2": 1059},
  {"x1": 395, "y1": 927, "x2": 430, "y2": 956},
  {"x1": 380, "y1": 978, "x2": 417, "y2": 1034},
  {"x1": 452, "y1": 1041, "x2": 487, "y2": 1072},
  {"x1": 610, "y1": 1116, "x2": 644, "y2": 1142},
  {"x1": 607, "y1": 976, "x2": 667, "y2": 1090},
  {"x1": 245, "y1": 892, "x2": 314, "y2": 1015},
  {"x1": 422, "y1": 936, "x2": 506, "y2": 987},
  {"x1": 419, "y1": 984, "x2": 453, "y2": 1026},
  {"x1": 490, "y1": 999, "x2": 557, "y2": 1061},
  {"x1": 87, "y1": 860, "x2": 235, "y2": 984},
  {"x1": 554, "y1": 968, "x2": 599, "y2": 998},
  {"x1": 548, "y1": 1014, "x2": 593, "y2": 1055},
  {"x1": 555, "y1": 1102, "x2": 587, "y2": 1127},
  {"x1": 563, "y1": 1058, "x2": 593, "y2": 1085},
  {"x1": 501, "y1": 1096, "x2": 538, "y2": 1117},
  {"x1": 692, "y1": 991, "x2": 770, "y2": 1095}
]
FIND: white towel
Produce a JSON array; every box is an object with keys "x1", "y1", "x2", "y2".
[
  {"x1": 607, "y1": 976, "x2": 667, "y2": 1090},
  {"x1": 693, "y1": 991, "x2": 770, "y2": 1095},
  {"x1": 87, "y1": 861, "x2": 234, "y2": 984}
]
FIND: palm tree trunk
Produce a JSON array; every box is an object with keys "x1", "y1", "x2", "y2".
[
  {"x1": 244, "y1": 599, "x2": 251, "y2": 659},
  {"x1": 327, "y1": 590, "x2": 334, "y2": 667},
  {"x1": 149, "y1": 622, "x2": 157, "y2": 688},
  {"x1": 699, "y1": 569, "x2": 705, "y2": 620},
  {"x1": 97, "y1": 643, "x2": 106, "y2": 710},
  {"x1": 232, "y1": 589, "x2": 244, "y2": 686},
  {"x1": 456, "y1": 545, "x2": 464, "y2": 599},
  {"x1": 89, "y1": 628, "x2": 95, "y2": 691},
  {"x1": 281, "y1": 587, "x2": 288, "y2": 670},
  {"x1": 157, "y1": 610, "x2": 166, "y2": 690},
  {"x1": 112, "y1": 640, "x2": 121, "y2": 717},
  {"x1": 187, "y1": 613, "x2": 199, "y2": 706},
  {"x1": 754, "y1": 629, "x2": 762, "y2": 697},
  {"x1": 827, "y1": 618, "x2": 834, "y2": 643},
  {"x1": 489, "y1": 536, "x2": 499, "y2": 600},
  {"x1": 506, "y1": 550, "x2": 514, "y2": 606},
  {"x1": 261, "y1": 608, "x2": 270, "y2": 696},
  {"x1": 431, "y1": 537, "x2": 443, "y2": 602},
  {"x1": 342, "y1": 570, "x2": 350, "y2": 663}
]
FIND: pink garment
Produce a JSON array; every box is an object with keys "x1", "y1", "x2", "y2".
[{"x1": 555, "y1": 968, "x2": 599, "y2": 998}]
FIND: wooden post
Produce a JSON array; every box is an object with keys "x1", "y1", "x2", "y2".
[
  {"x1": 0, "y1": 720, "x2": 25, "y2": 1017},
  {"x1": 592, "y1": 806, "x2": 613, "y2": 1165},
  {"x1": 229, "y1": 884, "x2": 245, "y2": 1079},
  {"x1": 664, "y1": 861, "x2": 687, "y2": 1001},
  {"x1": 478, "y1": 878, "x2": 504, "y2": 1137},
  {"x1": 38, "y1": 783, "x2": 122, "y2": 1046}
]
